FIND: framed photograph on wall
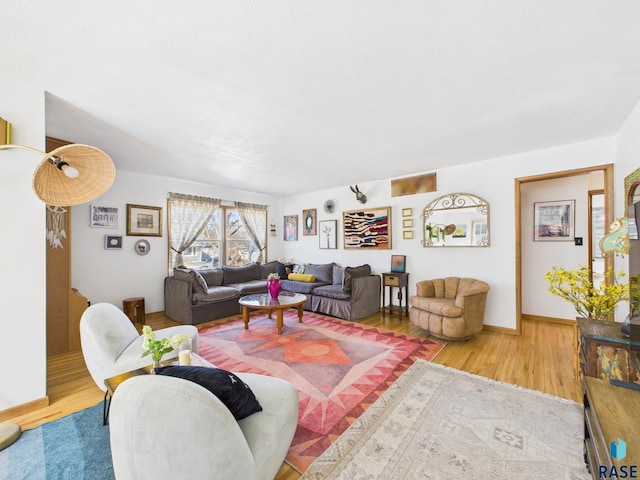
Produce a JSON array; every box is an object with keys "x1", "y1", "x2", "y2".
[
  {"x1": 284, "y1": 215, "x2": 298, "y2": 241},
  {"x1": 127, "y1": 204, "x2": 162, "y2": 236},
  {"x1": 343, "y1": 206, "x2": 392, "y2": 249},
  {"x1": 391, "y1": 255, "x2": 406, "y2": 273},
  {"x1": 91, "y1": 205, "x2": 118, "y2": 228},
  {"x1": 302, "y1": 208, "x2": 317, "y2": 236},
  {"x1": 319, "y1": 220, "x2": 337, "y2": 249},
  {"x1": 104, "y1": 234, "x2": 123, "y2": 250},
  {"x1": 534, "y1": 200, "x2": 575, "y2": 241}
]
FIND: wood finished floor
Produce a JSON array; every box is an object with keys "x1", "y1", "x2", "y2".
[{"x1": 3, "y1": 312, "x2": 581, "y2": 480}]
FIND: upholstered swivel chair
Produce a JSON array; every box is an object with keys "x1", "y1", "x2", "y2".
[
  {"x1": 79, "y1": 302, "x2": 200, "y2": 391},
  {"x1": 109, "y1": 373, "x2": 299, "y2": 480},
  {"x1": 409, "y1": 277, "x2": 490, "y2": 340}
]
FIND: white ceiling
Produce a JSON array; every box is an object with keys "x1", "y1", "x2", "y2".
[{"x1": 4, "y1": 1, "x2": 640, "y2": 196}]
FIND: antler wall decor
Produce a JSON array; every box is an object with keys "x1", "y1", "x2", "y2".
[{"x1": 350, "y1": 185, "x2": 367, "y2": 204}]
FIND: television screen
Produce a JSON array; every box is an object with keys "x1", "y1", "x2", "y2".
[{"x1": 391, "y1": 255, "x2": 406, "y2": 273}]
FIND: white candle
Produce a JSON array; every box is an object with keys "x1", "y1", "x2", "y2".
[{"x1": 179, "y1": 349, "x2": 191, "y2": 366}]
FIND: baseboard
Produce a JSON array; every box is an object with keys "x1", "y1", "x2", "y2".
[
  {"x1": 0, "y1": 396, "x2": 49, "y2": 422},
  {"x1": 483, "y1": 324, "x2": 518, "y2": 335},
  {"x1": 521, "y1": 313, "x2": 576, "y2": 326}
]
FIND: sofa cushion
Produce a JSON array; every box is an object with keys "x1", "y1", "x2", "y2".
[
  {"x1": 259, "y1": 261, "x2": 282, "y2": 279},
  {"x1": 409, "y1": 296, "x2": 463, "y2": 317},
  {"x1": 156, "y1": 366, "x2": 263, "y2": 420},
  {"x1": 333, "y1": 265, "x2": 345, "y2": 285},
  {"x1": 227, "y1": 280, "x2": 267, "y2": 295},
  {"x1": 287, "y1": 273, "x2": 316, "y2": 282},
  {"x1": 281, "y1": 279, "x2": 323, "y2": 294},
  {"x1": 313, "y1": 284, "x2": 352, "y2": 301},
  {"x1": 304, "y1": 263, "x2": 334, "y2": 284},
  {"x1": 222, "y1": 263, "x2": 261, "y2": 284},
  {"x1": 192, "y1": 286, "x2": 241, "y2": 304},
  {"x1": 343, "y1": 264, "x2": 371, "y2": 293},
  {"x1": 174, "y1": 266, "x2": 208, "y2": 293},
  {"x1": 199, "y1": 268, "x2": 224, "y2": 287}
]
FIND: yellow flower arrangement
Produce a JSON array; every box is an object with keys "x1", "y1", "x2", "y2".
[{"x1": 544, "y1": 264, "x2": 629, "y2": 321}]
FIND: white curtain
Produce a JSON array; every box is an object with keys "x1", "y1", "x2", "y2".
[
  {"x1": 235, "y1": 201, "x2": 268, "y2": 263},
  {"x1": 168, "y1": 193, "x2": 221, "y2": 274}
]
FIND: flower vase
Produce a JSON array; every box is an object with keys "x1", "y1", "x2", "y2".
[
  {"x1": 151, "y1": 357, "x2": 162, "y2": 374},
  {"x1": 268, "y1": 279, "x2": 281, "y2": 300}
]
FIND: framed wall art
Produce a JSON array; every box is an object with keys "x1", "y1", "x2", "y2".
[
  {"x1": 402, "y1": 208, "x2": 413, "y2": 217},
  {"x1": 319, "y1": 220, "x2": 337, "y2": 249},
  {"x1": 343, "y1": 206, "x2": 391, "y2": 249},
  {"x1": 127, "y1": 204, "x2": 162, "y2": 236},
  {"x1": 284, "y1": 215, "x2": 298, "y2": 241},
  {"x1": 534, "y1": 200, "x2": 575, "y2": 241},
  {"x1": 302, "y1": 208, "x2": 317, "y2": 236},
  {"x1": 91, "y1": 205, "x2": 118, "y2": 228},
  {"x1": 104, "y1": 234, "x2": 123, "y2": 250}
]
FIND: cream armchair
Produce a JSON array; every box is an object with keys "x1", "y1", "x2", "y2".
[
  {"x1": 79, "y1": 302, "x2": 200, "y2": 391},
  {"x1": 109, "y1": 373, "x2": 299, "y2": 480},
  {"x1": 409, "y1": 277, "x2": 490, "y2": 340}
]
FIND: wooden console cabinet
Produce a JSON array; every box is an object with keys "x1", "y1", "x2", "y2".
[
  {"x1": 577, "y1": 317, "x2": 640, "y2": 383},
  {"x1": 583, "y1": 376, "x2": 640, "y2": 478}
]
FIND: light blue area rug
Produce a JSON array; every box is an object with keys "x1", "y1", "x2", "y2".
[{"x1": 0, "y1": 403, "x2": 113, "y2": 480}]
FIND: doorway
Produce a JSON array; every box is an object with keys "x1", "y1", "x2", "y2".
[{"x1": 515, "y1": 164, "x2": 613, "y2": 335}]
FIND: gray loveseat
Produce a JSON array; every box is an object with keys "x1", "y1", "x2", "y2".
[{"x1": 164, "y1": 261, "x2": 381, "y2": 325}]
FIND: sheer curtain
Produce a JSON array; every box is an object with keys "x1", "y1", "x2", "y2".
[
  {"x1": 235, "y1": 201, "x2": 268, "y2": 263},
  {"x1": 168, "y1": 193, "x2": 221, "y2": 274}
]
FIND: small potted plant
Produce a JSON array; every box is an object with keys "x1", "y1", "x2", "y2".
[
  {"x1": 141, "y1": 326, "x2": 189, "y2": 372},
  {"x1": 267, "y1": 272, "x2": 281, "y2": 299},
  {"x1": 544, "y1": 264, "x2": 629, "y2": 321}
]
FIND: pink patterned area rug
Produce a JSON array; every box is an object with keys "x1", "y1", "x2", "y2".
[{"x1": 197, "y1": 310, "x2": 446, "y2": 472}]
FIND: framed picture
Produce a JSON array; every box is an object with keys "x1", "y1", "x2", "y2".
[
  {"x1": 402, "y1": 208, "x2": 413, "y2": 217},
  {"x1": 452, "y1": 224, "x2": 467, "y2": 238},
  {"x1": 534, "y1": 200, "x2": 575, "y2": 241},
  {"x1": 91, "y1": 205, "x2": 118, "y2": 228},
  {"x1": 403, "y1": 230, "x2": 414, "y2": 240},
  {"x1": 127, "y1": 204, "x2": 162, "y2": 236},
  {"x1": 319, "y1": 220, "x2": 337, "y2": 249},
  {"x1": 402, "y1": 218, "x2": 413, "y2": 228},
  {"x1": 343, "y1": 206, "x2": 392, "y2": 250},
  {"x1": 104, "y1": 234, "x2": 123, "y2": 250},
  {"x1": 391, "y1": 255, "x2": 406, "y2": 273},
  {"x1": 284, "y1": 215, "x2": 298, "y2": 241},
  {"x1": 302, "y1": 208, "x2": 317, "y2": 236}
]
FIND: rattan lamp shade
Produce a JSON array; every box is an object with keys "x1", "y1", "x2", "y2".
[{"x1": 32, "y1": 144, "x2": 116, "y2": 206}]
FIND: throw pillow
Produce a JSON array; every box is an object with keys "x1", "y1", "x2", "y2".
[
  {"x1": 343, "y1": 264, "x2": 372, "y2": 293},
  {"x1": 304, "y1": 263, "x2": 334, "y2": 284},
  {"x1": 287, "y1": 273, "x2": 316, "y2": 282},
  {"x1": 333, "y1": 265, "x2": 345, "y2": 285},
  {"x1": 174, "y1": 266, "x2": 208, "y2": 293},
  {"x1": 156, "y1": 366, "x2": 263, "y2": 420},
  {"x1": 200, "y1": 268, "x2": 223, "y2": 287}
]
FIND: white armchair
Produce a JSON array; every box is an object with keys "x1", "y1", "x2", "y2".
[
  {"x1": 109, "y1": 373, "x2": 299, "y2": 480},
  {"x1": 79, "y1": 302, "x2": 200, "y2": 391}
]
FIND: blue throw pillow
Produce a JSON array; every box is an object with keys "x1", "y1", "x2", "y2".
[{"x1": 156, "y1": 366, "x2": 263, "y2": 420}]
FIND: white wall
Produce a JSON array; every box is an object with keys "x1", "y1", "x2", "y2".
[
  {"x1": 71, "y1": 171, "x2": 279, "y2": 313},
  {"x1": 521, "y1": 175, "x2": 592, "y2": 319},
  {"x1": 0, "y1": 78, "x2": 47, "y2": 411},
  {"x1": 279, "y1": 137, "x2": 616, "y2": 331}
]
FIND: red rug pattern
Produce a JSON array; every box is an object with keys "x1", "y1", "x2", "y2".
[{"x1": 197, "y1": 310, "x2": 446, "y2": 472}]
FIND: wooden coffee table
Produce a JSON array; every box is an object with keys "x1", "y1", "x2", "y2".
[
  {"x1": 102, "y1": 353, "x2": 212, "y2": 425},
  {"x1": 239, "y1": 292, "x2": 307, "y2": 335}
]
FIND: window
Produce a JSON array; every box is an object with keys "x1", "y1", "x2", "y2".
[{"x1": 168, "y1": 193, "x2": 267, "y2": 272}]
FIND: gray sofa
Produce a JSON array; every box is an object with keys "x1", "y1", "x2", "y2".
[{"x1": 164, "y1": 261, "x2": 381, "y2": 325}]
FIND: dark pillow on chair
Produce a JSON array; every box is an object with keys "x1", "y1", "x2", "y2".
[
  {"x1": 343, "y1": 264, "x2": 371, "y2": 293},
  {"x1": 156, "y1": 366, "x2": 262, "y2": 420}
]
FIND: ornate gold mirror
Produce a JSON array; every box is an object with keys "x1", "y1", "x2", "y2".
[{"x1": 422, "y1": 192, "x2": 489, "y2": 247}]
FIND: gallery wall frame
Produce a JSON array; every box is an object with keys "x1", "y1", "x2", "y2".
[
  {"x1": 104, "y1": 234, "x2": 123, "y2": 250},
  {"x1": 343, "y1": 206, "x2": 392, "y2": 250},
  {"x1": 533, "y1": 200, "x2": 575, "y2": 241},
  {"x1": 319, "y1": 220, "x2": 337, "y2": 249},
  {"x1": 91, "y1": 205, "x2": 118, "y2": 228},
  {"x1": 302, "y1": 208, "x2": 317, "y2": 236},
  {"x1": 127, "y1": 204, "x2": 162, "y2": 236},
  {"x1": 284, "y1": 215, "x2": 298, "y2": 241},
  {"x1": 391, "y1": 173, "x2": 436, "y2": 197}
]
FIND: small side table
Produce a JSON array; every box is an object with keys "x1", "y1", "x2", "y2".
[
  {"x1": 382, "y1": 272, "x2": 409, "y2": 320},
  {"x1": 123, "y1": 297, "x2": 146, "y2": 328}
]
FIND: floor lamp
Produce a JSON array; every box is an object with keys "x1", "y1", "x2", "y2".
[{"x1": 0, "y1": 142, "x2": 116, "y2": 450}]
